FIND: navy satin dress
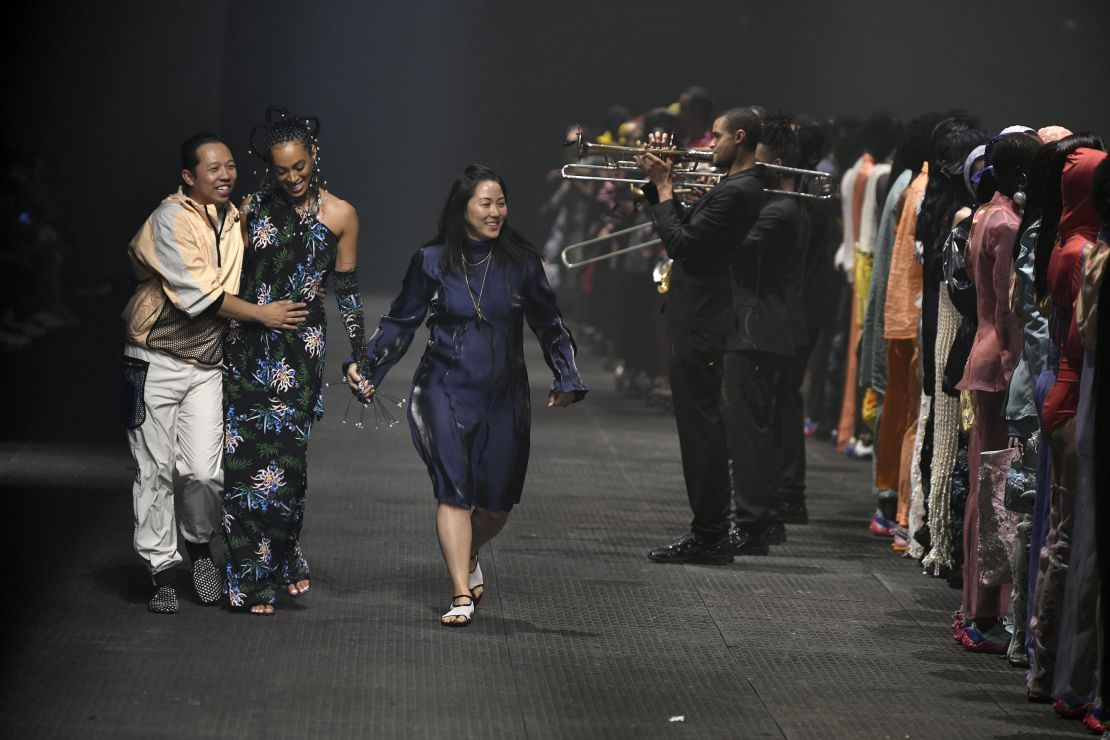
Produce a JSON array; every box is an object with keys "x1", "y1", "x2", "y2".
[{"x1": 364, "y1": 242, "x2": 587, "y2": 512}]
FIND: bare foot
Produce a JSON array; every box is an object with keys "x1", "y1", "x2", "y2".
[
  {"x1": 287, "y1": 579, "x2": 311, "y2": 597},
  {"x1": 249, "y1": 604, "x2": 275, "y2": 616}
]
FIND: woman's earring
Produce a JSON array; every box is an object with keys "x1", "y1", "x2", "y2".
[{"x1": 1013, "y1": 172, "x2": 1028, "y2": 208}]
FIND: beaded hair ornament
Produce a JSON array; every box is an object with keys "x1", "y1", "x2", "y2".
[{"x1": 247, "y1": 105, "x2": 327, "y2": 217}]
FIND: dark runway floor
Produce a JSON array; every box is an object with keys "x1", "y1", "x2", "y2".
[{"x1": 0, "y1": 295, "x2": 1087, "y2": 739}]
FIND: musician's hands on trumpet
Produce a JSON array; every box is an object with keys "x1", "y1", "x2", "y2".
[{"x1": 633, "y1": 131, "x2": 677, "y2": 202}]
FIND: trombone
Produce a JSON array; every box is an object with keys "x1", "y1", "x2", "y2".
[
  {"x1": 560, "y1": 222, "x2": 660, "y2": 269},
  {"x1": 556, "y1": 134, "x2": 837, "y2": 284},
  {"x1": 558, "y1": 222, "x2": 673, "y2": 294}
]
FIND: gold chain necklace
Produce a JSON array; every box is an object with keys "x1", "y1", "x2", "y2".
[{"x1": 461, "y1": 248, "x2": 494, "y2": 325}]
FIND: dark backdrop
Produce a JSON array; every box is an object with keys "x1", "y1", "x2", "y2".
[{"x1": 7, "y1": 0, "x2": 1110, "y2": 291}]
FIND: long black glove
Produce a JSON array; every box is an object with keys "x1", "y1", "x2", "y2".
[{"x1": 333, "y1": 268, "x2": 371, "y2": 402}]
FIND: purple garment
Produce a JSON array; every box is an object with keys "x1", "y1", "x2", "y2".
[
  {"x1": 365, "y1": 244, "x2": 587, "y2": 512},
  {"x1": 1026, "y1": 367, "x2": 1057, "y2": 663}
]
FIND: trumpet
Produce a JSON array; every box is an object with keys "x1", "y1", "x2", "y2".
[
  {"x1": 561, "y1": 162, "x2": 723, "y2": 188},
  {"x1": 566, "y1": 132, "x2": 714, "y2": 165},
  {"x1": 561, "y1": 162, "x2": 834, "y2": 200},
  {"x1": 561, "y1": 132, "x2": 834, "y2": 200}
]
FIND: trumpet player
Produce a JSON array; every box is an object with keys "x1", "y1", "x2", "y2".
[
  {"x1": 636, "y1": 107, "x2": 765, "y2": 564},
  {"x1": 724, "y1": 114, "x2": 809, "y2": 556}
]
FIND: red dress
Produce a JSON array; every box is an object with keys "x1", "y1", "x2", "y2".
[{"x1": 1042, "y1": 148, "x2": 1106, "y2": 432}]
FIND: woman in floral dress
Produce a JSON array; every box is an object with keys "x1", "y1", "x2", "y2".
[{"x1": 223, "y1": 108, "x2": 364, "y2": 615}]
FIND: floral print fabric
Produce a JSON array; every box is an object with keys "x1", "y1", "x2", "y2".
[{"x1": 221, "y1": 193, "x2": 351, "y2": 607}]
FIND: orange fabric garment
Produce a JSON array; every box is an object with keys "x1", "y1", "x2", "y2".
[
  {"x1": 837, "y1": 298, "x2": 862, "y2": 451},
  {"x1": 883, "y1": 165, "x2": 929, "y2": 340},
  {"x1": 895, "y1": 345, "x2": 921, "y2": 526},
  {"x1": 875, "y1": 338, "x2": 918, "y2": 493}
]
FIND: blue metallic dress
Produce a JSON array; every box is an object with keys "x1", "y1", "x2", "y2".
[{"x1": 363, "y1": 242, "x2": 587, "y2": 512}]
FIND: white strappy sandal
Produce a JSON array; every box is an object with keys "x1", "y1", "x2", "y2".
[
  {"x1": 469, "y1": 558, "x2": 484, "y2": 603},
  {"x1": 441, "y1": 594, "x2": 474, "y2": 627}
]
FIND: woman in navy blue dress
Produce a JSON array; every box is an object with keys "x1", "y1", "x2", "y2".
[{"x1": 347, "y1": 165, "x2": 587, "y2": 626}]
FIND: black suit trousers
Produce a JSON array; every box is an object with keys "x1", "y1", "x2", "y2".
[
  {"x1": 667, "y1": 327, "x2": 731, "y2": 540},
  {"x1": 777, "y1": 342, "x2": 812, "y2": 504},
  {"x1": 724, "y1": 350, "x2": 786, "y2": 527}
]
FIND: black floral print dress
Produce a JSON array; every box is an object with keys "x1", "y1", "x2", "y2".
[{"x1": 222, "y1": 192, "x2": 364, "y2": 608}]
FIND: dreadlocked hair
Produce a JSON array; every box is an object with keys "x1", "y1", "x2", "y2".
[
  {"x1": 247, "y1": 105, "x2": 323, "y2": 218},
  {"x1": 761, "y1": 112, "x2": 800, "y2": 167}
]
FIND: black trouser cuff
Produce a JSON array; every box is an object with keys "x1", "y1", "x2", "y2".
[{"x1": 184, "y1": 540, "x2": 211, "y2": 563}]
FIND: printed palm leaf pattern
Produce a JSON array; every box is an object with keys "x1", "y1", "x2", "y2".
[{"x1": 220, "y1": 189, "x2": 361, "y2": 608}]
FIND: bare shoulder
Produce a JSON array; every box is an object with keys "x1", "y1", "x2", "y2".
[
  {"x1": 951, "y1": 206, "x2": 972, "y2": 228},
  {"x1": 317, "y1": 190, "x2": 358, "y2": 238},
  {"x1": 320, "y1": 190, "x2": 358, "y2": 228}
]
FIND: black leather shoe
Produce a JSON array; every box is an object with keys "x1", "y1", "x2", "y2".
[
  {"x1": 764, "y1": 519, "x2": 787, "y2": 545},
  {"x1": 780, "y1": 499, "x2": 809, "y2": 524},
  {"x1": 647, "y1": 533, "x2": 733, "y2": 565},
  {"x1": 728, "y1": 524, "x2": 770, "y2": 556}
]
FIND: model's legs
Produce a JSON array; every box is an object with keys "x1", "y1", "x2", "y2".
[
  {"x1": 471, "y1": 507, "x2": 509, "y2": 555},
  {"x1": 469, "y1": 507, "x2": 510, "y2": 601},
  {"x1": 437, "y1": 502, "x2": 474, "y2": 624},
  {"x1": 1029, "y1": 417, "x2": 1079, "y2": 693}
]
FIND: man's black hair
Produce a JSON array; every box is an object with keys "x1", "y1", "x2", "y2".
[
  {"x1": 718, "y1": 106, "x2": 763, "y2": 152},
  {"x1": 180, "y1": 132, "x2": 228, "y2": 173}
]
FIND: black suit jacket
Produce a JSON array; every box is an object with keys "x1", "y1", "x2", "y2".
[
  {"x1": 726, "y1": 194, "x2": 804, "y2": 355},
  {"x1": 644, "y1": 170, "x2": 764, "y2": 334}
]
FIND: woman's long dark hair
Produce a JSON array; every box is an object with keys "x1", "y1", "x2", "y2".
[
  {"x1": 1033, "y1": 132, "x2": 1105, "y2": 299},
  {"x1": 890, "y1": 112, "x2": 944, "y2": 183},
  {"x1": 915, "y1": 118, "x2": 987, "y2": 269},
  {"x1": 426, "y1": 164, "x2": 540, "y2": 274},
  {"x1": 1013, "y1": 140, "x2": 1061, "y2": 261}
]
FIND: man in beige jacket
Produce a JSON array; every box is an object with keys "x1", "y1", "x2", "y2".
[{"x1": 123, "y1": 133, "x2": 306, "y2": 613}]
